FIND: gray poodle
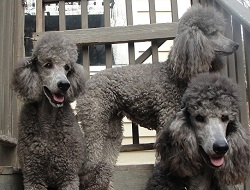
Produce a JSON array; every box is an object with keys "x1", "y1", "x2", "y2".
[
  {"x1": 12, "y1": 32, "x2": 87, "y2": 190},
  {"x1": 76, "y1": 5, "x2": 239, "y2": 189},
  {"x1": 146, "y1": 73, "x2": 250, "y2": 190}
]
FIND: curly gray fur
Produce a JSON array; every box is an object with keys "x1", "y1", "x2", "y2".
[
  {"x1": 76, "y1": 5, "x2": 239, "y2": 189},
  {"x1": 12, "y1": 32, "x2": 87, "y2": 189},
  {"x1": 146, "y1": 73, "x2": 250, "y2": 190}
]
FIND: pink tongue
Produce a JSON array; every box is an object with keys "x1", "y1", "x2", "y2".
[
  {"x1": 52, "y1": 94, "x2": 64, "y2": 103},
  {"x1": 210, "y1": 156, "x2": 224, "y2": 167}
]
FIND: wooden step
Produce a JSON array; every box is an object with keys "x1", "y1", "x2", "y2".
[{"x1": 0, "y1": 164, "x2": 154, "y2": 190}]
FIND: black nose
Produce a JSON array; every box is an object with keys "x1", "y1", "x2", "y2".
[
  {"x1": 233, "y1": 42, "x2": 239, "y2": 51},
  {"x1": 57, "y1": 80, "x2": 70, "y2": 92},
  {"x1": 213, "y1": 140, "x2": 229, "y2": 155}
]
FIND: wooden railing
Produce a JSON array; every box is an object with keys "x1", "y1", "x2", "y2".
[{"x1": 0, "y1": 0, "x2": 24, "y2": 167}]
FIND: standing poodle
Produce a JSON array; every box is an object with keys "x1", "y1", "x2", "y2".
[
  {"x1": 12, "y1": 32, "x2": 87, "y2": 189},
  {"x1": 76, "y1": 5, "x2": 239, "y2": 189},
  {"x1": 146, "y1": 73, "x2": 250, "y2": 190}
]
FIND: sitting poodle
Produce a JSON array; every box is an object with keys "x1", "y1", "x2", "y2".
[
  {"x1": 12, "y1": 32, "x2": 87, "y2": 189},
  {"x1": 146, "y1": 73, "x2": 250, "y2": 190},
  {"x1": 76, "y1": 5, "x2": 239, "y2": 189}
]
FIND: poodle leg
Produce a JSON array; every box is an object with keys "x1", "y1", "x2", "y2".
[
  {"x1": 77, "y1": 96, "x2": 115, "y2": 189},
  {"x1": 22, "y1": 171, "x2": 47, "y2": 190},
  {"x1": 102, "y1": 116, "x2": 123, "y2": 190},
  {"x1": 77, "y1": 93, "x2": 123, "y2": 190},
  {"x1": 58, "y1": 175, "x2": 80, "y2": 190},
  {"x1": 79, "y1": 118, "x2": 123, "y2": 190},
  {"x1": 23, "y1": 182, "x2": 47, "y2": 190}
]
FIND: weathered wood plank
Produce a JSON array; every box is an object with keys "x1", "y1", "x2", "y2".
[
  {"x1": 120, "y1": 143, "x2": 154, "y2": 152},
  {"x1": 33, "y1": 22, "x2": 178, "y2": 45},
  {"x1": 215, "y1": 0, "x2": 250, "y2": 32},
  {"x1": 59, "y1": 1, "x2": 66, "y2": 31},
  {"x1": 244, "y1": 29, "x2": 250, "y2": 120},
  {"x1": 0, "y1": 165, "x2": 154, "y2": 190},
  {"x1": 223, "y1": 11, "x2": 236, "y2": 82},
  {"x1": 0, "y1": 135, "x2": 17, "y2": 147},
  {"x1": 81, "y1": 0, "x2": 90, "y2": 78},
  {"x1": 232, "y1": 18, "x2": 248, "y2": 127},
  {"x1": 3, "y1": 0, "x2": 12, "y2": 136},
  {"x1": 126, "y1": 0, "x2": 135, "y2": 65},
  {"x1": 171, "y1": 0, "x2": 179, "y2": 21},
  {"x1": 104, "y1": 0, "x2": 112, "y2": 69},
  {"x1": 113, "y1": 164, "x2": 154, "y2": 190},
  {"x1": 36, "y1": 0, "x2": 45, "y2": 32},
  {"x1": 149, "y1": 0, "x2": 158, "y2": 63}
]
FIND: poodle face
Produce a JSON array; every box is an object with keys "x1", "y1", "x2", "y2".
[
  {"x1": 178, "y1": 6, "x2": 239, "y2": 55},
  {"x1": 188, "y1": 104, "x2": 231, "y2": 168},
  {"x1": 169, "y1": 5, "x2": 239, "y2": 80},
  {"x1": 157, "y1": 73, "x2": 250, "y2": 184},
  {"x1": 36, "y1": 56, "x2": 73, "y2": 107},
  {"x1": 183, "y1": 73, "x2": 243, "y2": 170},
  {"x1": 12, "y1": 32, "x2": 86, "y2": 106}
]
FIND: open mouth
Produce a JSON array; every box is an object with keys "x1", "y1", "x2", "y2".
[
  {"x1": 43, "y1": 86, "x2": 65, "y2": 107},
  {"x1": 200, "y1": 146, "x2": 225, "y2": 168}
]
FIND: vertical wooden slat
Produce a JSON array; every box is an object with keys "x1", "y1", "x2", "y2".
[
  {"x1": 104, "y1": 0, "x2": 112, "y2": 69},
  {"x1": 81, "y1": 0, "x2": 90, "y2": 78},
  {"x1": 148, "y1": 0, "x2": 158, "y2": 63},
  {"x1": 36, "y1": 0, "x2": 45, "y2": 32},
  {"x1": 126, "y1": 0, "x2": 135, "y2": 65},
  {"x1": 3, "y1": 0, "x2": 13, "y2": 136},
  {"x1": 0, "y1": 0, "x2": 23, "y2": 166},
  {"x1": 8, "y1": 1, "x2": 14, "y2": 137},
  {"x1": 126, "y1": 0, "x2": 139, "y2": 144},
  {"x1": 12, "y1": 0, "x2": 24, "y2": 139},
  {"x1": 223, "y1": 11, "x2": 236, "y2": 82},
  {"x1": 170, "y1": 0, "x2": 178, "y2": 22},
  {"x1": 81, "y1": 0, "x2": 88, "y2": 28},
  {"x1": 244, "y1": 28, "x2": 250, "y2": 120},
  {"x1": 232, "y1": 19, "x2": 248, "y2": 127},
  {"x1": 220, "y1": 10, "x2": 228, "y2": 76},
  {"x1": 0, "y1": 0, "x2": 6, "y2": 136},
  {"x1": 59, "y1": 1, "x2": 66, "y2": 31}
]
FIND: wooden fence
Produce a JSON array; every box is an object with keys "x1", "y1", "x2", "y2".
[{"x1": 0, "y1": 0, "x2": 250, "y2": 189}]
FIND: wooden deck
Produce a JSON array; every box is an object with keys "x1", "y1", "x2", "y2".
[{"x1": 0, "y1": 165, "x2": 154, "y2": 190}]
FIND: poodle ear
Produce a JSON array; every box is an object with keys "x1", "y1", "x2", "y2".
[
  {"x1": 67, "y1": 63, "x2": 87, "y2": 102},
  {"x1": 216, "y1": 121, "x2": 250, "y2": 185},
  {"x1": 168, "y1": 27, "x2": 214, "y2": 80},
  {"x1": 12, "y1": 58, "x2": 42, "y2": 102},
  {"x1": 156, "y1": 109, "x2": 202, "y2": 177}
]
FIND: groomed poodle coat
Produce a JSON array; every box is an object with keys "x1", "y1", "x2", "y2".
[
  {"x1": 12, "y1": 32, "x2": 86, "y2": 189},
  {"x1": 146, "y1": 73, "x2": 250, "y2": 190},
  {"x1": 76, "y1": 5, "x2": 239, "y2": 189}
]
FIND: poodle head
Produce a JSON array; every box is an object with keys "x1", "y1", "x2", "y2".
[
  {"x1": 12, "y1": 32, "x2": 86, "y2": 106},
  {"x1": 157, "y1": 73, "x2": 250, "y2": 184},
  {"x1": 168, "y1": 5, "x2": 239, "y2": 81}
]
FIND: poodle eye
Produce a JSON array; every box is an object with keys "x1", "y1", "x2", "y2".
[
  {"x1": 64, "y1": 64, "x2": 70, "y2": 71},
  {"x1": 209, "y1": 30, "x2": 217, "y2": 36},
  {"x1": 43, "y1": 62, "x2": 53, "y2": 68},
  {"x1": 221, "y1": 115, "x2": 229, "y2": 122},
  {"x1": 195, "y1": 115, "x2": 205, "y2": 122}
]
